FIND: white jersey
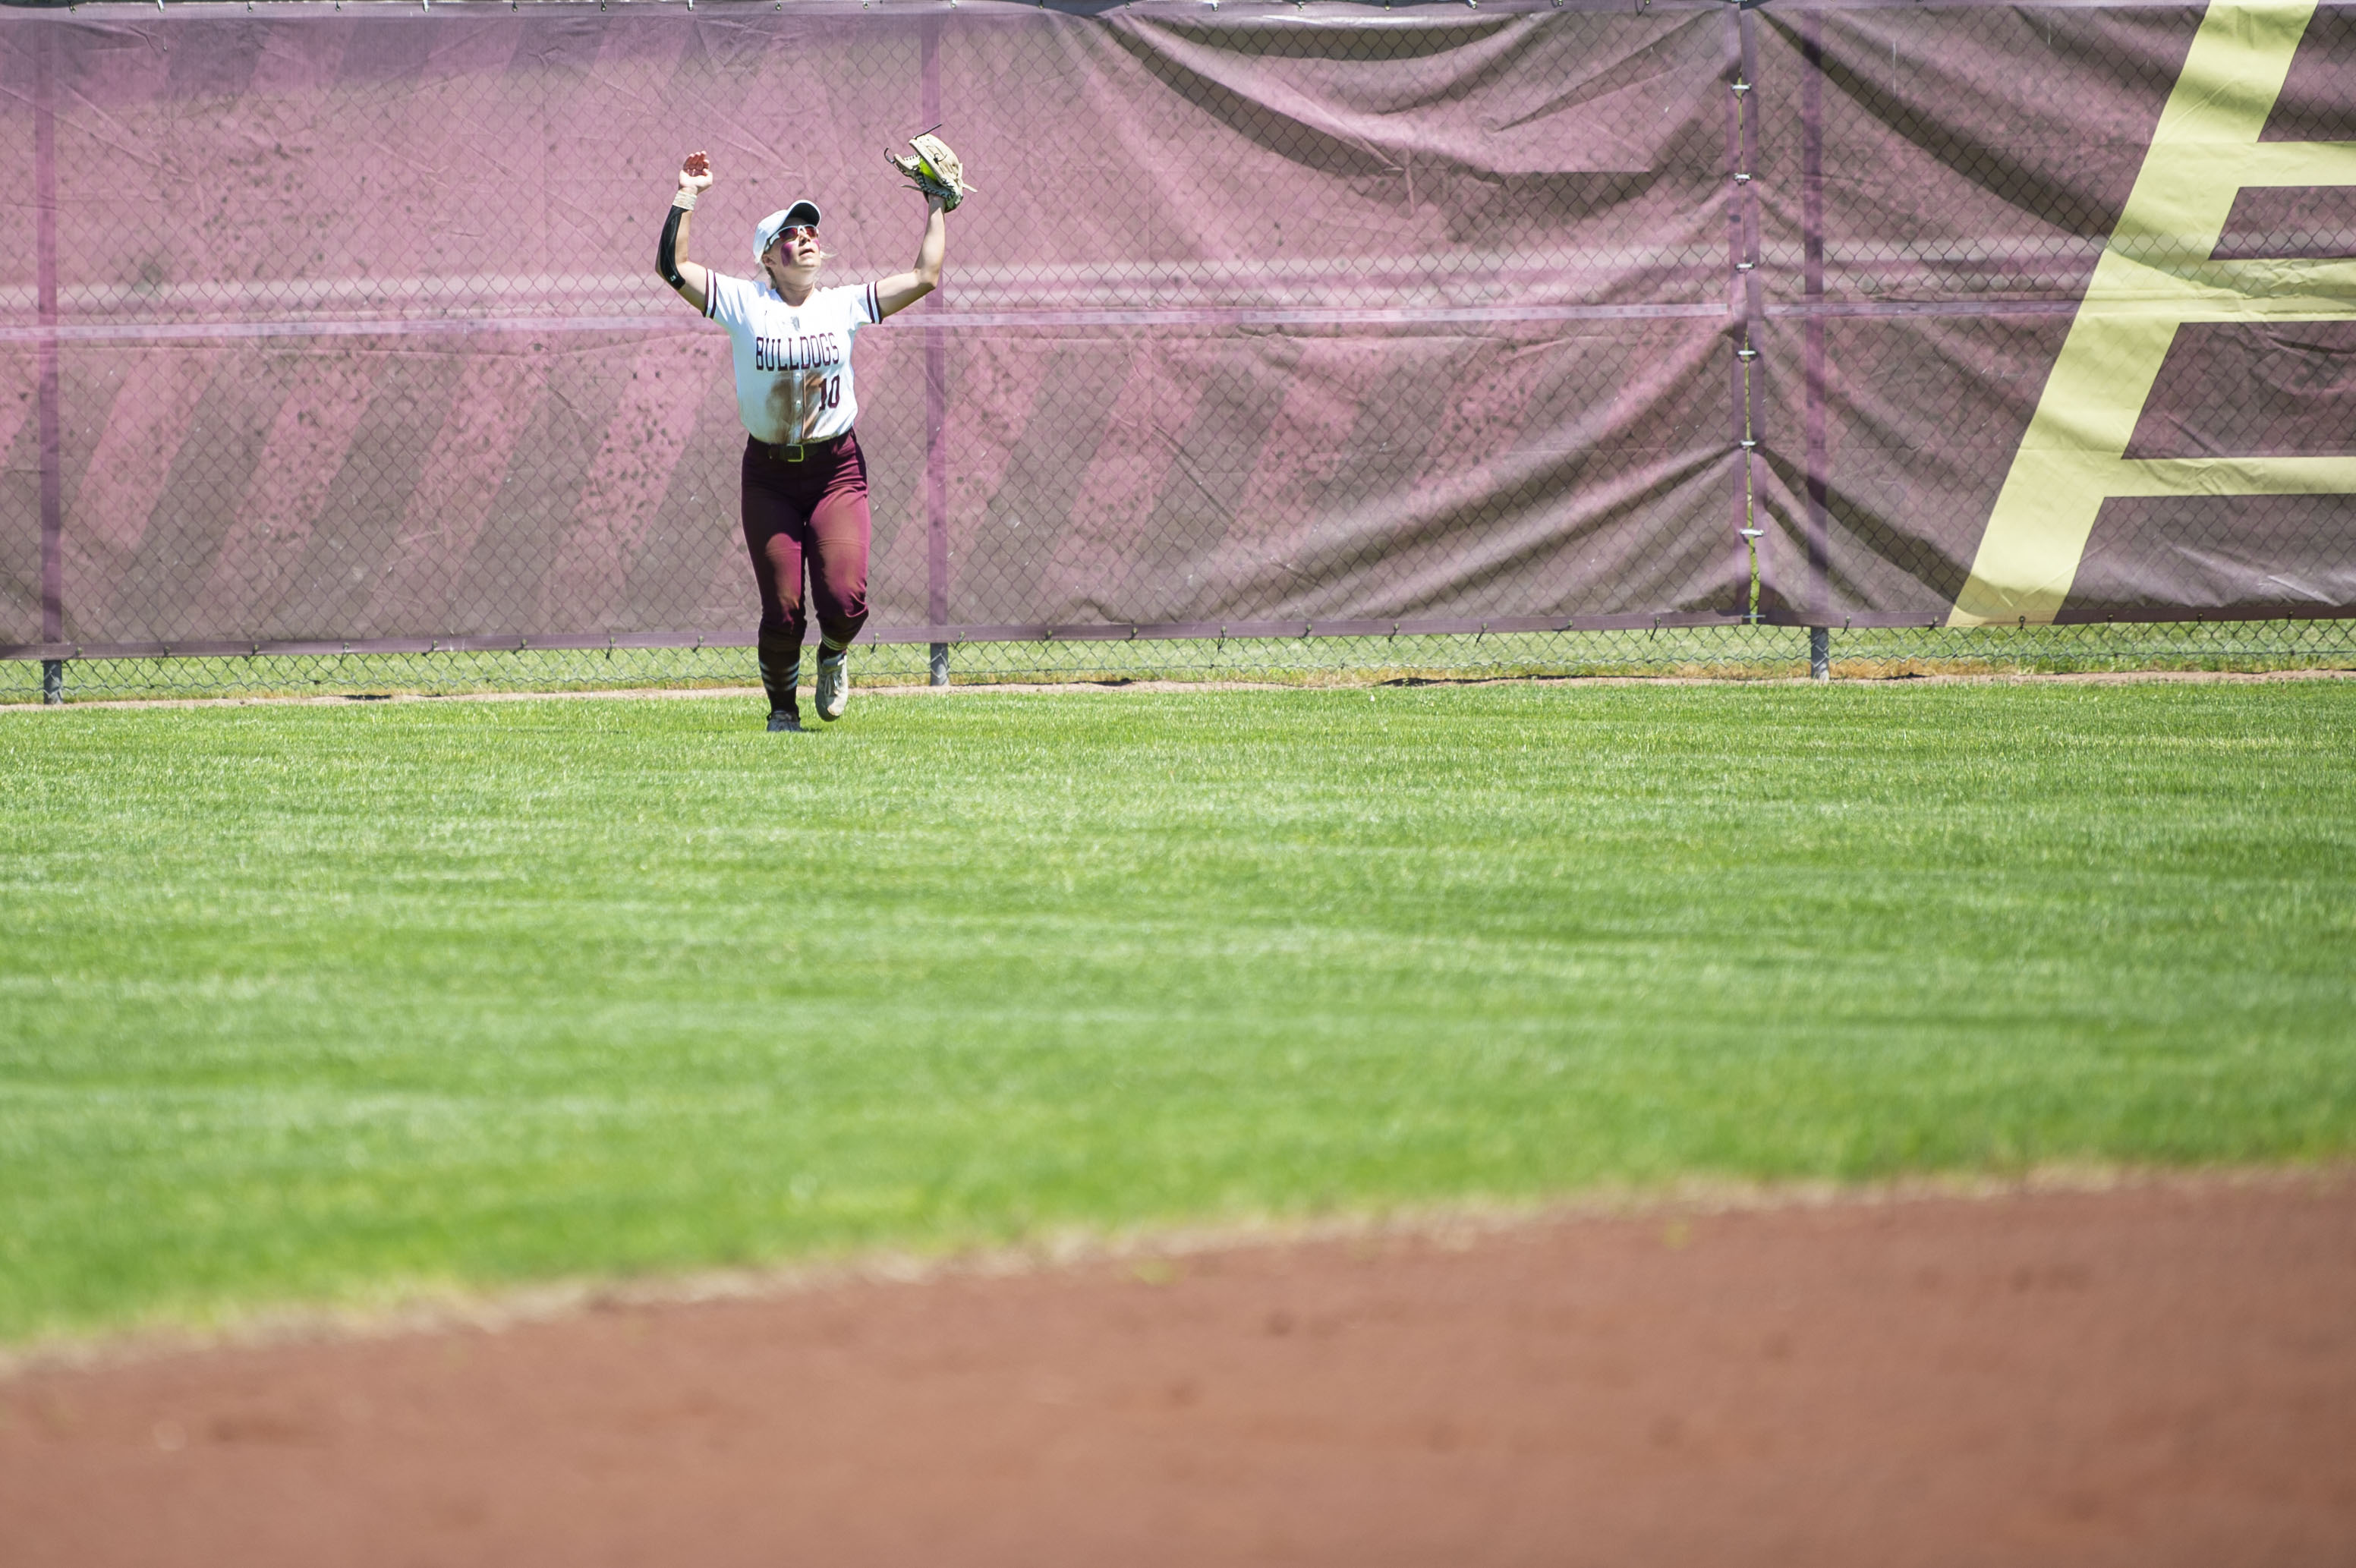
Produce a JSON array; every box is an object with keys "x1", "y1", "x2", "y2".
[{"x1": 704, "y1": 273, "x2": 883, "y2": 446}]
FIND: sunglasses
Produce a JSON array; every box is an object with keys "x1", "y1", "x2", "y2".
[{"x1": 773, "y1": 225, "x2": 819, "y2": 244}]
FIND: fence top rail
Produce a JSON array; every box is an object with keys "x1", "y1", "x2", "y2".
[
  {"x1": 0, "y1": 0, "x2": 1721, "y2": 19},
  {"x1": 16, "y1": 0, "x2": 2352, "y2": 19}
]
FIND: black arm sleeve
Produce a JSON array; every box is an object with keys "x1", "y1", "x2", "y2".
[{"x1": 658, "y1": 204, "x2": 686, "y2": 290}]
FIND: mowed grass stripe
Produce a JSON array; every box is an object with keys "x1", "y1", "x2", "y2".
[{"x1": 1, "y1": 682, "x2": 2350, "y2": 1343}]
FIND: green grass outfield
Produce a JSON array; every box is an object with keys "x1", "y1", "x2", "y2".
[{"x1": 2, "y1": 679, "x2": 2352, "y2": 1345}]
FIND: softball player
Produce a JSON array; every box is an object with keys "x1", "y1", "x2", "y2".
[{"x1": 657, "y1": 149, "x2": 948, "y2": 731}]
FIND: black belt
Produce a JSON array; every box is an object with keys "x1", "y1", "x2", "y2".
[{"x1": 755, "y1": 430, "x2": 849, "y2": 464}]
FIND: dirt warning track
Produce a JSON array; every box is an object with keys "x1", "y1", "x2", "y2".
[{"x1": 4, "y1": 1177, "x2": 2351, "y2": 1567}]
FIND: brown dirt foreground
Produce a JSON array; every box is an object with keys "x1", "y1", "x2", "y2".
[{"x1": 4, "y1": 1180, "x2": 2352, "y2": 1568}]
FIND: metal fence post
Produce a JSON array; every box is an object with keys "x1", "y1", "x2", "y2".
[
  {"x1": 921, "y1": 19, "x2": 950, "y2": 693},
  {"x1": 1810, "y1": 627, "x2": 1830, "y2": 681},
  {"x1": 1727, "y1": 11, "x2": 1765, "y2": 619},
  {"x1": 1800, "y1": 10, "x2": 1832, "y2": 635},
  {"x1": 37, "y1": 28, "x2": 65, "y2": 666}
]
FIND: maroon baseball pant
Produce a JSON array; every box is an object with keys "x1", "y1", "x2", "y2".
[{"x1": 741, "y1": 431, "x2": 870, "y2": 717}]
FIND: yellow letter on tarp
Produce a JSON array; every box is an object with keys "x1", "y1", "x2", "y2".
[{"x1": 1948, "y1": 0, "x2": 2356, "y2": 628}]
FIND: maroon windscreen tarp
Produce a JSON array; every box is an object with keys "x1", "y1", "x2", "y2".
[{"x1": 1, "y1": 0, "x2": 2351, "y2": 660}]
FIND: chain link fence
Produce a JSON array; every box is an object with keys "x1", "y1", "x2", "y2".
[
  {"x1": 5, "y1": 1, "x2": 2352, "y2": 704},
  {"x1": 5, "y1": 2, "x2": 1754, "y2": 668},
  {"x1": 9, "y1": 619, "x2": 2350, "y2": 705}
]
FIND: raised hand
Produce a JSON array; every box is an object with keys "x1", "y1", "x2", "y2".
[{"x1": 679, "y1": 150, "x2": 714, "y2": 194}]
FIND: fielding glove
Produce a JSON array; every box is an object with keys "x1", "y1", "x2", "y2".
[{"x1": 887, "y1": 133, "x2": 972, "y2": 212}]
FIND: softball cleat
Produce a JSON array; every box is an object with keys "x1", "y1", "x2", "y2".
[{"x1": 814, "y1": 648, "x2": 850, "y2": 721}]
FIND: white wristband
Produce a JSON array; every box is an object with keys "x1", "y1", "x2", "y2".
[{"x1": 672, "y1": 190, "x2": 698, "y2": 211}]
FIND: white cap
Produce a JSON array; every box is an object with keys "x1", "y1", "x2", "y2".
[{"x1": 753, "y1": 200, "x2": 822, "y2": 260}]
